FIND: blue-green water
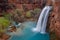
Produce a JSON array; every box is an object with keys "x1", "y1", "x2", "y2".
[{"x1": 9, "y1": 21, "x2": 49, "y2": 40}]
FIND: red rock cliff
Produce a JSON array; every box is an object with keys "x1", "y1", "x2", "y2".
[{"x1": 47, "y1": 0, "x2": 60, "y2": 40}]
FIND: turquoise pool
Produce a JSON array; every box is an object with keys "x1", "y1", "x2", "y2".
[{"x1": 9, "y1": 21, "x2": 49, "y2": 40}]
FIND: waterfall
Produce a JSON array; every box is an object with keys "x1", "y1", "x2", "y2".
[
  {"x1": 40, "y1": 6, "x2": 52, "y2": 34},
  {"x1": 32, "y1": 6, "x2": 52, "y2": 34}
]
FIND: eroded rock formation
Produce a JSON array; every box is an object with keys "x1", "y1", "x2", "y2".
[
  {"x1": 47, "y1": 0, "x2": 60, "y2": 40},
  {"x1": 8, "y1": 0, "x2": 46, "y2": 9}
]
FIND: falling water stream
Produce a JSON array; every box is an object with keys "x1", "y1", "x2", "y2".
[
  {"x1": 9, "y1": 6, "x2": 52, "y2": 40},
  {"x1": 40, "y1": 6, "x2": 52, "y2": 34},
  {"x1": 32, "y1": 6, "x2": 52, "y2": 34}
]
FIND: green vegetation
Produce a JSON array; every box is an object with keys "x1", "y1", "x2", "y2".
[
  {"x1": 34, "y1": 8, "x2": 41, "y2": 14},
  {"x1": 14, "y1": 9, "x2": 23, "y2": 16},
  {"x1": 0, "y1": 17, "x2": 10, "y2": 33},
  {"x1": 4, "y1": 14, "x2": 12, "y2": 20},
  {"x1": 25, "y1": 10, "x2": 33, "y2": 18}
]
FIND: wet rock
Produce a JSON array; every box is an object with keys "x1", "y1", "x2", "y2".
[{"x1": 8, "y1": 26, "x2": 17, "y2": 32}]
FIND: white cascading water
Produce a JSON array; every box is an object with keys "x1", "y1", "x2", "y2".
[
  {"x1": 40, "y1": 6, "x2": 52, "y2": 34},
  {"x1": 32, "y1": 6, "x2": 52, "y2": 34}
]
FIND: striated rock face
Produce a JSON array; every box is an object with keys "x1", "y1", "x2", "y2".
[
  {"x1": 47, "y1": 0, "x2": 60, "y2": 40},
  {"x1": 8, "y1": 0, "x2": 46, "y2": 9},
  {"x1": 54, "y1": 1, "x2": 60, "y2": 39}
]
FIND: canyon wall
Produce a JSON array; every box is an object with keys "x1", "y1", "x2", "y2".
[
  {"x1": 8, "y1": 0, "x2": 46, "y2": 9},
  {"x1": 8, "y1": 0, "x2": 60, "y2": 40},
  {"x1": 0, "y1": 0, "x2": 60, "y2": 40},
  {"x1": 0, "y1": 0, "x2": 46, "y2": 13},
  {"x1": 47, "y1": 0, "x2": 60, "y2": 40}
]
